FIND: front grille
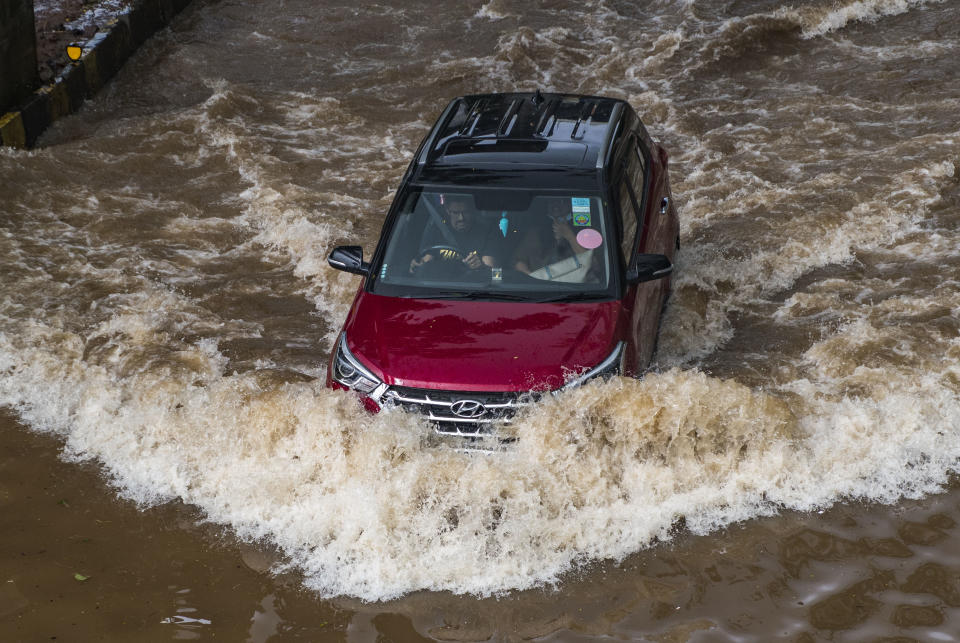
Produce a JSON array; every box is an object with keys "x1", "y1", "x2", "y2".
[{"x1": 380, "y1": 385, "x2": 532, "y2": 438}]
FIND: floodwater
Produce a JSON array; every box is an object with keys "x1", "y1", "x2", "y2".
[{"x1": 1, "y1": 0, "x2": 959, "y2": 639}]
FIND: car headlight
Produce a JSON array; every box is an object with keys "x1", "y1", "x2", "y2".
[
  {"x1": 559, "y1": 342, "x2": 626, "y2": 391},
  {"x1": 332, "y1": 333, "x2": 383, "y2": 395}
]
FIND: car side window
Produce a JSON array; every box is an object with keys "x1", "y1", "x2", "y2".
[
  {"x1": 617, "y1": 179, "x2": 639, "y2": 265},
  {"x1": 632, "y1": 140, "x2": 647, "y2": 190}
]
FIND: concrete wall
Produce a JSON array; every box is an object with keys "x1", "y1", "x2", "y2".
[
  {"x1": 0, "y1": 0, "x2": 39, "y2": 113},
  {"x1": 0, "y1": 0, "x2": 193, "y2": 148}
]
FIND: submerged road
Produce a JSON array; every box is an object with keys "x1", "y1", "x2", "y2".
[{"x1": 2, "y1": 0, "x2": 960, "y2": 639}]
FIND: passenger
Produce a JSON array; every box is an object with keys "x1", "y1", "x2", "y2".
[
  {"x1": 512, "y1": 197, "x2": 588, "y2": 277},
  {"x1": 409, "y1": 194, "x2": 500, "y2": 273}
]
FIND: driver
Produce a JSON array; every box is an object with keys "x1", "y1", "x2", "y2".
[{"x1": 409, "y1": 194, "x2": 500, "y2": 273}]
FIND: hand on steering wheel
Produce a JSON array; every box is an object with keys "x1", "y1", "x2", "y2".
[
  {"x1": 421, "y1": 244, "x2": 460, "y2": 260},
  {"x1": 409, "y1": 245, "x2": 460, "y2": 273}
]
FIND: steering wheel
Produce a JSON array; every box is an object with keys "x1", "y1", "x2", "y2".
[
  {"x1": 418, "y1": 244, "x2": 461, "y2": 260},
  {"x1": 411, "y1": 244, "x2": 465, "y2": 276}
]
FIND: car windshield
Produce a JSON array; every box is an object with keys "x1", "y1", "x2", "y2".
[{"x1": 370, "y1": 187, "x2": 616, "y2": 302}]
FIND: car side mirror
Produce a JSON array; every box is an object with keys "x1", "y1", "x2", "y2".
[
  {"x1": 626, "y1": 253, "x2": 672, "y2": 284},
  {"x1": 328, "y1": 245, "x2": 370, "y2": 276}
]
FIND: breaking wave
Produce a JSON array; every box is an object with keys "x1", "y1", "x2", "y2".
[{"x1": 799, "y1": 0, "x2": 946, "y2": 39}]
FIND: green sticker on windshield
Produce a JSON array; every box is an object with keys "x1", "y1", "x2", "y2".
[{"x1": 571, "y1": 198, "x2": 591, "y2": 226}]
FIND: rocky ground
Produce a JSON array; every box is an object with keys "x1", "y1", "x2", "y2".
[{"x1": 34, "y1": 0, "x2": 131, "y2": 83}]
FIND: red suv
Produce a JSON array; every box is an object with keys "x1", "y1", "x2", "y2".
[{"x1": 326, "y1": 92, "x2": 679, "y2": 437}]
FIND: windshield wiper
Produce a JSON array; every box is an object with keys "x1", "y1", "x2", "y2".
[
  {"x1": 426, "y1": 291, "x2": 540, "y2": 302},
  {"x1": 531, "y1": 292, "x2": 614, "y2": 303},
  {"x1": 423, "y1": 291, "x2": 612, "y2": 303}
]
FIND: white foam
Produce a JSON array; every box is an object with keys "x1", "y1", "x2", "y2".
[
  {"x1": 800, "y1": 0, "x2": 946, "y2": 39},
  {"x1": 659, "y1": 148, "x2": 956, "y2": 363},
  {"x1": 4, "y1": 320, "x2": 960, "y2": 601},
  {"x1": 188, "y1": 82, "x2": 400, "y2": 347},
  {"x1": 475, "y1": 0, "x2": 509, "y2": 20}
]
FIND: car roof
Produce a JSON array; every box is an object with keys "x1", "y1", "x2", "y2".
[{"x1": 410, "y1": 92, "x2": 630, "y2": 188}]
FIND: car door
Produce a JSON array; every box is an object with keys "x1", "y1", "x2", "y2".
[
  {"x1": 646, "y1": 140, "x2": 678, "y2": 262},
  {"x1": 620, "y1": 135, "x2": 673, "y2": 372}
]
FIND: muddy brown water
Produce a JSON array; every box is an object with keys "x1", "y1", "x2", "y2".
[
  {"x1": 2, "y1": 0, "x2": 960, "y2": 640},
  {"x1": 6, "y1": 411, "x2": 960, "y2": 641}
]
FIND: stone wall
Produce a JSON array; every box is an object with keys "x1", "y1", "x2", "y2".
[{"x1": 0, "y1": 0, "x2": 39, "y2": 113}]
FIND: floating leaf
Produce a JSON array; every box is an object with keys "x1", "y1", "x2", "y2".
[{"x1": 74, "y1": 573, "x2": 89, "y2": 582}]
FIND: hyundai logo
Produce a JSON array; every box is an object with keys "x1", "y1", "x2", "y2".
[{"x1": 450, "y1": 399, "x2": 486, "y2": 418}]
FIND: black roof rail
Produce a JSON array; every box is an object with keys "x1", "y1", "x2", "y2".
[
  {"x1": 417, "y1": 92, "x2": 628, "y2": 172},
  {"x1": 462, "y1": 98, "x2": 485, "y2": 136},
  {"x1": 570, "y1": 101, "x2": 598, "y2": 141},
  {"x1": 497, "y1": 98, "x2": 522, "y2": 137},
  {"x1": 416, "y1": 98, "x2": 468, "y2": 166},
  {"x1": 534, "y1": 97, "x2": 561, "y2": 138},
  {"x1": 596, "y1": 103, "x2": 624, "y2": 169}
]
